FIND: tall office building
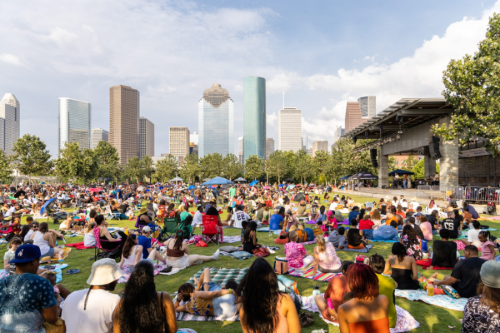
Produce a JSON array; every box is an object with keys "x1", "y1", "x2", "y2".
[
  {"x1": 312, "y1": 140, "x2": 328, "y2": 156},
  {"x1": 302, "y1": 135, "x2": 308, "y2": 151},
  {"x1": 109, "y1": 85, "x2": 140, "y2": 165},
  {"x1": 0, "y1": 93, "x2": 20, "y2": 155},
  {"x1": 238, "y1": 137, "x2": 244, "y2": 164},
  {"x1": 358, "y1": 96, "x2": 376, "y2": 118},
  {"x1": 278, "y1": 107, "x2": 302, "y2": 152},
  {"x1": 307, "y1": 148, "x2": 313, "y2": 157},
  {"x1": 266, "y1": 138, "x2": 275, "y2": 160},
  {"x1": 243, "y1": 77, "x2": 266, "y2": 161},
  {"x1": 190, "y1": 132, "x2": 199, "y2": 145},
  {"x1": 169, "y1": 127, "x2": 190, "y2": 162},
  {"x1": 333, "y1": 126, "x2": 345, "y2": 143},
  {"x1": 58, "y1": 98, "x2": 91, "y2": 151},
  {"x1": 189, "y1": 143, "x2": 198, "y2": 157},
  {"x1": 345, "y1": 102, "x2": 366, "y2": 133},
  {"x1": 139, "y1": 117, "x2": 154, "y2": 158},
  {"x1": 91, "y1": 128, "x2": 109, "y2": 149},
  {"x1": 198, "y1": 83, "x2": 234, "y2": 157}
]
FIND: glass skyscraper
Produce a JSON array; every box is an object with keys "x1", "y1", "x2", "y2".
[
  {"x1": 243, "y1": 77, "x2": 266, "y2": 162},
  {"x1": 58, "y1": 98, "x2": 91, "y2": 151},
  {"x1": 198, "y1": 84, "x2": 234, "y2": 157}
]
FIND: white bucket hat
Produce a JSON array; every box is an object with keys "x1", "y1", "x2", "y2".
[{"x1": 87, "y1": 258, "x2": 123, "y2": 286}]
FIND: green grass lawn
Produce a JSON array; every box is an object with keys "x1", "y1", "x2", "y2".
[{"x1": 3, "y1": 192, "x2": 499, "y2": 332}]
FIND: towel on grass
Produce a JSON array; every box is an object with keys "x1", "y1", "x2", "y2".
[
  {"x1": 66, "y1": 242, "x2": 94, "y2": 250},
  {"x1": 335, "y1": 244, "x2": 374, "y2": 253},
  {"x1": 186, "y1": 267, "x2": 248, "y2": 286},
  {"x1": 222, "y1": 236, "x2": 242, "y2": 244},
  {"x1": 369, "y1": 239, "x2": 399, "y2": 243},
  {"x1": 118, "y1": 264, "x2": 166, "y2": 283},
  {"x1": 395, "y1": 289, "x2": 468, "y2": 312},
  {"x1": 40, "y1": 264, "x2": 69, "y2": 284},
  {"x1": 288, "y1": 267, "x2": 340, "y2": 282},
  {"x1": 175, "y1": 312, "x2": 239, "y2": 322}
]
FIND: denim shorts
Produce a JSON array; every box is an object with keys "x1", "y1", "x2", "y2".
[
  {"x1": 202, "y1": 282, "x2": 236, "y2": 318},
  {"x1": 41, "y1": 247, "x2": 55, "y2": 258}
]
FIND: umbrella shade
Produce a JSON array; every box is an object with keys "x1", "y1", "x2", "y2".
[
  {"x1": 339, "y1": 175, "x2": 352, "y2": 180},
  {"x1": 201, "y1": 177, "x2": 234, "y2": 185},
  {"x1": 88, "y1": 188, "x2": 103, "y2": 192},
  {"x1": 41, "y1": 197, "x2": 57, "y2": 215},
  {"x1": 171, "y1": 176, "x2": 183, "y2": 182},
  {"x1": 40, "y1": 182, "x2": 45, "y2": 185},
  {"x1": 137, "y1": 185, "x2": 145, "y2": 191},
  {"x1": 188, "y1": 185, "x2": 195, "y2": 190},
  {"x1": 388, "y1": 169, "x2": 415, "y2": 176},
  {"x1": 234, "y1": 177, "x2": 246, "y2": 182},
  {"x1": 249, "y1": 180, "x2": 258, "y2": 186},
  {"x1": 350, "y1": 171, "x2": 378, "y2": 180},
  {"x1": 278, "y1": 184, "x2": 285, "y2": 187},
  {"x1": 263, "y1": 186, "x2": 270, "y2": 189}
]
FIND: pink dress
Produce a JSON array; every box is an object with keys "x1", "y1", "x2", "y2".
[
  {"x1": 285, "y1": 242, "x2": 306, "y2": 268},
  {"x1": 316, "y1": 243, "x2": 342, "y2": 271},
  {"x1": 480, "y1": 241, "x2": 495, "y2": 260}
]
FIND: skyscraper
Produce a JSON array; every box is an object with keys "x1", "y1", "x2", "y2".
[
  {"x1": 169, "y1": 127, "x2": 190, "y2": 162},
  {"x1": 190, "y1": 132, "x2": 199, "y2": 145},
  {"x1": 238, "y1": 137, "x2": 244, "y2": 164},
  {"x1": 278, "y1": 107, "x2": 302, "y2": 152},
  {"x1": 358, "y1": 96, "x2": 376, "y2": 118},
  {"x1": 345, "y1": 102, "x2": 365, "y2": 133},
  {"x1": 312, "y1": 140, "x2": 328, "y2": 156},
  {"x1": 139, "y1": 117, "x2": 154, "y2": 158},
  {"x1": 266, "y1": 138, "x2": 274, "y2": 160},
  {"x1": 58, "y1": 98, "x2": 91, "y2": 151},
  {"x1": 243, "y1": 77, "x2": 266, "y2": 161},
  {"x1": 198, "y1": 83, "x2": 234, "y2": 157},
  {"x1": 109, "y1": 85, "x2": 140, "y2": 165},
  {"x1": 91, "y1": 128, "x2": 109, "y2": 149},
  {"x1": 0, "y1": 93, "x2": 20, "y2": 155}
]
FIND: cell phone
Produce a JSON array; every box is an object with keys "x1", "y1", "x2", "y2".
[{"x1": 327, "y1": 298, "x2": 333, "y2": 309}]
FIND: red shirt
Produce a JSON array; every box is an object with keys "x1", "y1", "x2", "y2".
[{"x1": 358, "y1": 219, "x2": 375, "y2": 230}]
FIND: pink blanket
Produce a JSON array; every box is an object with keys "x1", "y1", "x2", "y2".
[{"x1": 66, "y1": 242, "x2": 94, "y2": 250}]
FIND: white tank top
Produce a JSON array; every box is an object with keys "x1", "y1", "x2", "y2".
[
  {"x1": 32, "y1": 231, "x2": 50, "y2": 255},
  {"x1": 123, "y1": 245, "x2": 138, "y2": 266}
]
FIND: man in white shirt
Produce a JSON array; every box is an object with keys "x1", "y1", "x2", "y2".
[
  {"x1": 231, "y1": 205, "x2": 251, "y2": 228},
  {"x1": 4, "y1": 204, "x2": 15, "y2": 218},
  {"x1": 61, "y1": 259, "x2": 122, "y2": 333},
  {"x1": 192, "y1": 205, "x2": 204, "y2": 233}
]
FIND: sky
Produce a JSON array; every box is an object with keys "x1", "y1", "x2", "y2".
[{"x1": 1, "y1": 0, "x2": 499, "y2": 157}]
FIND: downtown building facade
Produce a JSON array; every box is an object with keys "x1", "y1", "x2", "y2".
[
  {"x1": 243, "y1": 77, "x2": 266, "y2": 162},
  {"x1": 58, "y1": 98, "x2": 91, "y2": 151},
  {"x1": 358, "y1": 96, "x2": 376, "y2": 118},
  {"x1": 278, "y1": 107, "x2": 302, "y2": 152},
  {"x1": 139, "y1": 117, "x2": 154, "y2": 159},
  {"x1": 169, "y1": 127, "x2": 190, "y2": 163},
  {"x1": 312, "y1": 140, "x2": 328, "y2": 156},
  {"x1": 345, "y1": 102, "x2": 365, "y2": 133},
  {"x1": 238, "y1": 137, "x2": 244, "y2": 164},
  {"x1": 91, "y1": 128, "x2": 109, "y2": 149},
  {"x1": 109, "y1": 85, "x2": 140, "y2": 165},
  {"x1": 266, "y1": 138, "x2": 275, "y2": 159},
  {"x1": 198, "y1": 84, "x2": 234, "y2": 157},
  {"x1": 0, "y1": 93, "x2": 20, "y2": 155}
]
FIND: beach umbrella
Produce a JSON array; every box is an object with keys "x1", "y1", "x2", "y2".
[
  {"x1": 88, "y1": 188, "x2": 103, "y2": 192},
  {"x1": 201, "y1": 177, "x2": 233, "y2": 186},
  {"x1": 171, "y1": 176, "x2": 184, "y2": 182},
  {"x1": 249, "y1": 180, "x2": 258, "y2": 186},
  {"x1": 188, "y1": 185, "x2": 195, "y2": 190},
  {"x1": 234, "y1": 177, "x2": 246, "y2": 182},
  {"x1": 41, "y1": 197, "x2": 57, "y2": 215}
]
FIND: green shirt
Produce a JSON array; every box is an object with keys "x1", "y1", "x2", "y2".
[
  {"x1": 376, "y1": 273, "x2": 397, "y2": 328},
  {"x1": 180, "y1": 211, "x2": 190, "y2": 221},
  {"x1": 229, "y1": 187, "x2": 236, "y2": 198}
]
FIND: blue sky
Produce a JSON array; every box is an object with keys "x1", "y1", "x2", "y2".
[{"x1": 0, "y1": 0, "x2": 498, "y2": 157}]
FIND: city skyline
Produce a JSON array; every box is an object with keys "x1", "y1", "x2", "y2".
[
  {"x1": 58, "y1": 97, "x2": 91, "y2": 151},
  {"x1": 243, "y1": 76, "x2": 266, "y2": 162}
]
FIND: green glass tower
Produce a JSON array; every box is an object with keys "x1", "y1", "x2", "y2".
[{"x1": 243, "y1": 77, "x2": 266, "y2": 162}]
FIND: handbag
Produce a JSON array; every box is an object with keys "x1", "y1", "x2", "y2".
[{"x1": 274, "y1": 256, "x2": 289, "y2": 274}]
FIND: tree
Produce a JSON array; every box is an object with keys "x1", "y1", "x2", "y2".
[
  {"x1": 312, "y1": 150, "x2": 330, "y2": 184},
  {"x1": 94, "y1": 141, "x2": 121, "y2": 182},
  {"x1": 412, "y1": 158, "x2": 440, "y2": 179},
  {"x1": 154, "y1": 155, "x2": 178, "y2": 183},
  {"x1": 388, "y1": 156, "x2": 397, "y2": 172},
  {"x1": 12, "y1": 134, "x2": 53, "y2": 184},
  {"x1": 402, "y1": 155, "x2": 418, "y2": 171},
  {"x1": 433, "y1": 14, "x2": 500, "y2": 150},
  {"x1": 222, "y1": 153, "x2": 242, "y2": 180},
  {"x1": 142, "y1": 156, "x2": 155, "y2": 182},
  {"x1": 55, "y1": 142, "x2": 98, "y2": 184},
  {"x1": 244, "y1": 155, "x2": 264, "y2": 180},
  {"x1": 0, "y1": 150, "x2": 13, "y2": 183},
  {"x1": 267, "y1": 151, "x2": 289, "y2": 184},
  {"x1": 294, "y1": 150, "x2": 312, "y2": 184},
  {"x1": 199, "y1": 153, "x2": 223, "y2": 178},
  {"x1": 180, "y1": 154, "x2": 201, "y2": 183},
  {"x1": 123, "y1": 156, "x2": 143, "y2": 183},
  {"x1": 329, "y1": 138, "x2": 374, "y2": 180}
]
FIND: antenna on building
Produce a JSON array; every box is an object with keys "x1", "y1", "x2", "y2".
[{"x1": 282, "y1": 91, "x2": 285, "y2": 109}]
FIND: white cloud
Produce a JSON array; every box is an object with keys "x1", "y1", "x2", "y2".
[
  {"x1": 267, "y1": 112, "x2": 278, "y2": 127},
  {"x1": 0, "y1": 53, "x2": 24, "y2": 66}
]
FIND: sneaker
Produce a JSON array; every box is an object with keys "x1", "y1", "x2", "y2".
[{"x1": 213, "y1": 249, "x2": 220, "y2": 260}]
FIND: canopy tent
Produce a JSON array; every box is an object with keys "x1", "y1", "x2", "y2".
[
  {"x1": 249, "y1": 180, "x2": 258, "y2": 186},
  {"x1": 350, "y1": 171, "x2": 378, "y2": 180},
  {"x1": 171, "y1": 176, "x2": 183, "y2": 182},
  {"x1": 339, "y1": 175, "x2": 352, "y2": 180},
  {"x1": 234, "y1": 177, "x2": 246, "y2": 182},
  {"x1": 188, "y1": 185, "x2": 196, "y2": 190},
  {"x1": 388, "y1": 169, "x2": 414, "y2": 176},
  {"x1": 201, "y1": 177, "x2": 233, "y2": 186}
]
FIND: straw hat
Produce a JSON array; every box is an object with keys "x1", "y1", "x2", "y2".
[
  {"x1": 139, "y1": 207, "x2": 148, "y2": 215},
  {"x1": 87, "y1": 258, "x2": 123, "y2": 286}
]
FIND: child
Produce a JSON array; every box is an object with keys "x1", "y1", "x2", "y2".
[
  {"x1": 479, "y1": 231, "x2": 496, "y2": 260},
  {"x1": 3, "y1": 237, "x2": 22, "y2": 275}
]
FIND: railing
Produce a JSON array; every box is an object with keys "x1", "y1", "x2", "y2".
[{"x1": 463, "y1": 186, "x2": 500, "y2": 204}]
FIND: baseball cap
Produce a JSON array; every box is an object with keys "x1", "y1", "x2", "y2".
[
  {"x1": 142, "y1": 226, "x2": 151, "y2": 233},
  {"x1": 9, "y1": 244, "x2": 41, "y2": 264}
]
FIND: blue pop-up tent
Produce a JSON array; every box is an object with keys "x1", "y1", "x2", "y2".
[
  {"x1": 188, "y1": 185, "x2": 196, "y2": 190},
  {"x1": 249, "y1": 180, "x2": 258, "y2": 186},
  {"x1": 201, "y1": 177, "x2": 234, "y2": 185}
]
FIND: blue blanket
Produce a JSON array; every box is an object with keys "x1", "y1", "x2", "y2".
[{"x1": 336, "y1": 244, "x2": 374, "y2": 253}]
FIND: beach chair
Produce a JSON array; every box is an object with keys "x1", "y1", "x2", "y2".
[
  {"x1": 93, "y1": 227, "x2": 121, "y2": 261},
  {"x1": 104, "y1": 205, "x2": 121, "y2": 220},
  {"x1": 201, "y1": 215, "x2": 221, "y2": 246}
]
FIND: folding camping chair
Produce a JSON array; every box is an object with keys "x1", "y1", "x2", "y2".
[
  {"x1": 201, "y1": 215, "x2": 221, "y2": 246},
  {"x1": 160, "y1": 217, "x2": 178, "y2": 240},
  {"x1": 104, "y1": 205, "x2": 121, "y2": 220},
  {"x1": 93, "y1": 227, "x2": 121, "y2": 261}
]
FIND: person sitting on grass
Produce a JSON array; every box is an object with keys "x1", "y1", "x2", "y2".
[
  {"x1": 371, "y1": 221, "x2": 399, "y2": 241},
  {"x1": 429, "y1": 245, "x2": 486, "y2": 298},
  {"x1": 314, "y1": 261, "x2": 354, "y2": 323},
  {"x1": 429, "y1": 229, "x2": 458, "y2": 270},
  {"x1": 338, "y1": 263, "x2": 390, "y2": 333},
  {"x1": 419, "y1": 215, "x2": 434, "y2": 241},
  {"x1": 137, "y1": 226, "x2": 166, "y2": 264},
  {"x1": 112, "y1": 260, "x2": 178, "y2": 333},
  {"x1": 238, "y1": 257, "x2": 301, "y2": 333},
  {"x1": 221, "y1": 207, "x2": 233, "y2": 226},
  {"x1": 270, "y1": 207, "x2": 285, "y2": 231},
  {"x1": 175, "y1": 268, "x2": 238, "y2": 320},
  {"x1": 479, "y1": 231, "x2": 497, "y2": 261},
  {"x1": 31, "y1": 222, "x2": 66, "y2": 260},
  {"x1": 285, "y1": 230, "x2": 314, "y2": 270},
  {"x1": 346, "y1": 219, "x2": 366, "y2": 249},
  {"x1": 164, "y1": 230, "x2": 219, "y2": 268},
  {"x1": 348, "y1": 206, "x2": 360, "y2": 223},
  {"x1": 401, "y1": 225, "x2": 423, "y2": 260},
  {"x1": 311, "y1": 235, "x2": 343, "y2": 275},
  {"x1": 328, "y1": 227, "x2": 346, "y2": 249},
  {"x1": 3, "y1": 237, "x2": 22, "y2": 275},
  {"x1": 383, "y1": 242, "x2": 419, "y2": 290},
  {"x1": 369, "y1": 254, "x2": 397, "y2": 328},
  {"x1": 466, "y1": 220, "x2": 482, "y2": 248},
  {"x1": 22, "y1": 220, "x2": 39, "y2": 242}
]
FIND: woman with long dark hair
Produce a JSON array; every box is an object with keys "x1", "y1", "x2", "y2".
[
  {"x1": 113, "y1": 260, "x2": 178, "y2": 333},
  {"x1": 401, "y1": 224, "x2": 423, "y2": 260},
  {"x1": 238, "y1": 257, "x2": 300, "y2": 333},
  {"x1": 119, "y1": 234, "x2": 144, "y2": 269},
  {"x1": 164, "y1": 229, "x2": 219, "y2": 268},
  {"x1": 95, "y1": 214, "x2": 127, "y2": 254},
  {"x1": 383, "y1": 242, "x2": 419, "y2": 290}
]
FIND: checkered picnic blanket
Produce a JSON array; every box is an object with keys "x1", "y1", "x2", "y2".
[
  {"x1": 186, "y1": 267, "x2": 249, "y2": 286},
  {"x1": 288, "y1": 267, "x2": 340, "y2": 282},
  {"x1": 175, "y1": 312, "x2": 239, "y2": 322}
]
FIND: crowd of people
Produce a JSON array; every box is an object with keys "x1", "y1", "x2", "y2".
[{"x1": 0, "y1": 182, "x2": 499, "y2": 332}]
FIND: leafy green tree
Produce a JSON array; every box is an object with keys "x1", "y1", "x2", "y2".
[
  {"x1": 0, "y1": 150, "x2": 13, "y2": 183},
  {"x1": 199, "y1": 153, "x2": 224, "y2": 178},
  {"x1": 180, "y1": 154, "x2": 201, "y2": 183},
  {"x1": 294, "y1": 150, "x2": 312, "y2": 184},
  {"x1": 283, "y1": 150, "x2": 297, "y2": 180},
  {"x1": 329, "y1": 138, "x2": 374, "y2": 179},
  {"x1": 55, "y1": 142, "x2": 98, "y2": 184},
  {"x1": 412, "y1": 158, "x2": 440, "y2": 179},
  {"x1": 402, "y1": 155, "x2": 418, "y2": 171},
  {"x1": 388, "y1": 156, "x2": 397, "y2": 172},
  {"x1": 12, "y1": 134, "x2": 53, "y2": 184},
  {"x1": 142, "y1": 156, "x2": 155, "y2": 182},
  {"x1": 222, "y1": 153, "x2": 242, "y2": 180},
  {"x1": 123, "y1": 156, "x2": 143, "y2": 183},
  {"x1": 94, "y1": 141, "x2": 121, "y2": 182},
  {"x1": 154, "y1": 155, "x2": 178, "y2": 183},
  {"x1": 433, "y1": 14, "x2": 500, "y2": 150},
  {"x1": 312, "y1": 150, "x2": 330, "y2": 184},
  {"x1": 267, "y1": 150, "x2": 289, "y2": 184},
  {"x1": 244, "y1": 155, "x2": 264, "y2": 180}
]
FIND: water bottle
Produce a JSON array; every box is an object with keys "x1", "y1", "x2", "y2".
[{"x1": 312, "y1": 285, "x2": 321, "y2": 298}]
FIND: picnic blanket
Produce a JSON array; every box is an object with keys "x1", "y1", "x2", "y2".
[
  {"x1": 335, "y1": 244, "x2": 374, "y2": 253},
  {"x1": 186, "y1": 267, "x2": 248, "y2": 286},
  {"x1": 175, "y1": 312, "x2": 239, "y2": 322},
  {"x1": 395, "y1": 289, "x2": 468, "y2": 311},
  {"x1": 301, "y1": 294, "x2": 419, "y2": 333},
  {"x1": 222, "y1": 236, "x2": 242, "y2": 244},
  {"x1": 369, "y1": 239, "x2": 399, "y2": 243},
  {"x1": 118, "y1": 264, "x2": 166, "y2": 283},
  {"x1": 0, "y1": 265, "x2": 70, "y2": 282},
  {"x1": 288, "y1": 266, "x2": 340, "y2": 282},
  {"x1": 66, "y1": 242, "x2": 94, "y2": 250}
]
